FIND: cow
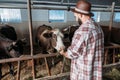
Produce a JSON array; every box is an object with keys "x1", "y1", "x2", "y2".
[
  {"x1": 0, "y1": 25, "x2": 26, "y2": 79},
  {"x1": 101, "y1": 25, "x2": 120, "y2": 45},
  {"x1": 36, "y1": 24, "x2": 65, "y2": 54},
  {"x1": 0, "y1": 35, "x2": 26, "y2": 79},
  {"x1": 35, "y1": 24, "x2": 65, "y2": 66},
  {"x1": 62, "y1": 25, "x2": 79, "y2": 43}
]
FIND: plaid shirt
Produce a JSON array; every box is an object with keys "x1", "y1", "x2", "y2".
[{"x1": 66, "y1": 19, "x2": 104, "y2": 80}]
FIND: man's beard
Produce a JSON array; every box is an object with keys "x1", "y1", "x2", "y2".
[{"x1": 78, "y1": 18, "x2": 82, "y2": 25}]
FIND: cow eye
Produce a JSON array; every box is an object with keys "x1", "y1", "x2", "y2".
[{"x1": 43, "y1": 32, "x2": 52, "y2": 38}]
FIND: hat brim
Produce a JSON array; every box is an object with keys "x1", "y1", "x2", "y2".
[{"x1": 71, "y1": 8, "x2": 94, "y2": 17}]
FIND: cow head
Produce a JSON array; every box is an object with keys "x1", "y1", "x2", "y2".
[
  {"x1": 51, "y1": 29, "x2": 65, "y2": 52},
  {"x1": 42, "y1": 29, "x2": 65, "y2": 53}
]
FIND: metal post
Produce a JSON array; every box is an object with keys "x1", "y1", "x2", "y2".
[
  {"x1": 44, "y1": 58, "x2": 51, "y2": 76},
  {"x1": 16, "y1": 61, "x2": 21, "y2": 80},
  {"x1": 108, "y1": 2, "x2": 115, "y2": 43},
  {"x1": 27, "y1": 0, "x2": 35, "y2": 79}
]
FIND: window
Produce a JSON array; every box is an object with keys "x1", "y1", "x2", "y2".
[
  {"x1": 114, "y1": 12, "x2": 120, "y2": 22},
  {"x1": 92, "y1": 11, "x2": 100, "y2": 22},
  {"x1": 0, "y1": 9, "x2": 21, "y2": 23},
  {"x1": 49, "y1": 10, "x2": 65, "y2": 22}
]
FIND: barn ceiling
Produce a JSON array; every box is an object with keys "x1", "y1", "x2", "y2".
[
  {"x1": 0, "y1": 0, "x2": 120, "y2": 11},
  {"x1": 34, "y1": 0, "x2": 120, "y2": 6},
  {"x1": 0, "y1": 0, "x2": 120, "y2": 6}
]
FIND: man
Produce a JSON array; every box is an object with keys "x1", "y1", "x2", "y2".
[{"x1": 60, "y1": 0, "x2": 104, "y2": 80}]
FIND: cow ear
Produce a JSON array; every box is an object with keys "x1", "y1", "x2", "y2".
[{"x1": 43, "y1": 32, "x2": 52, "y2": 38}]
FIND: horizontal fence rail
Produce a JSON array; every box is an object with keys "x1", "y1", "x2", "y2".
[{"x1": 0, "y1": 53, "x2": 59, "y2": 63}]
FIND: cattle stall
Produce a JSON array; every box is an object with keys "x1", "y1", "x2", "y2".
[
  {"x1": 0, "y1": 0, "x2": 120, "y2": 80},
  {"x1": 0, "y1": 0, "x2": 71, "y2": 80}
]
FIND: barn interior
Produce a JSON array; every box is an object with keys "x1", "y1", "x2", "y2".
[
  {"x1": 0, "y1": 0, "x2": 120, "y2": 45},
  {"x1": 0, "y1": 0, "x2": 120, "y2": 80}
]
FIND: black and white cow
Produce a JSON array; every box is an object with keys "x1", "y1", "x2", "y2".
[
  {"x1": 36, "y1": 24, "x2": 65, "y2": 54},
  {"x1": 0, "y1": 35, "x2": 26, "y2": 79},
  {"x1": 0, "y1": 25, "x2": 26, "y2": 79}
]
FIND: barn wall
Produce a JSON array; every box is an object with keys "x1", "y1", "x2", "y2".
[
  {"x1": 5, "y1": 9, "x2": 120, "y2": 45},
  {"x1": 6, "y1": 9, "x2": 78, "y2": 45}
]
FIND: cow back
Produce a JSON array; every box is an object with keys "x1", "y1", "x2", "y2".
[{"x1": 0, "y1": 25, "x2": 17, "y2": 41}]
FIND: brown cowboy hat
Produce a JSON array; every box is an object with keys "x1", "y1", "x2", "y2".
[{"x1": 71, "y1": 0, "x2": 94, "y2": 16}]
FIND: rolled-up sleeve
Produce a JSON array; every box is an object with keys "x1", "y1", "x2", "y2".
[{"x1": 66, "y1": 29, "x2": 88, "y2": 59}]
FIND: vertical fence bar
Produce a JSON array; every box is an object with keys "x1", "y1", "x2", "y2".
[
  {"x1": 16, "y1": 61, "x2": 21, "y2": 80},
  {"x1": 27, "y1": 0, "x2": 35, "y2": 79},
  {"x1": 44, "y1": 58, "x2": 51, "y2": 76},
  {"x1": 108, "y1": 2, "x2": 115, "y2": 43}
]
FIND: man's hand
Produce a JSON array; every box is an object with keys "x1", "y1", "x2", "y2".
[{"x1": 59, "y1": 48, "x2": 64, "y2": 55}]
